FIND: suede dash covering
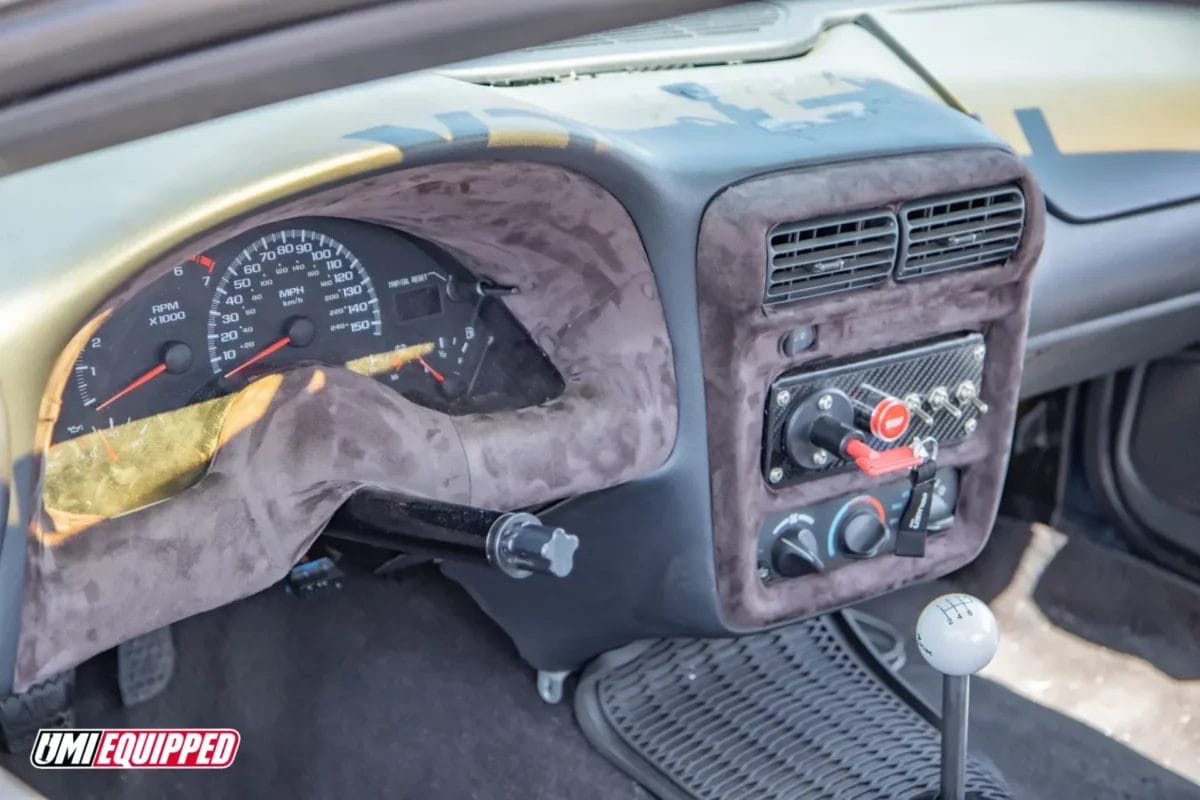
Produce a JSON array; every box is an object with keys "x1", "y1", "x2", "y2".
[
  {"x1": 17, "y1": 162, "x2": 678, "y2": 690},
  {"x1": 696, "y1": 148, "x2": 1045, "y2": 629}
]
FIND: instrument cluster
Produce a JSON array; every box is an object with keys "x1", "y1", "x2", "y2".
[{"x1": 45, "y1": 216, "x2": 563, "y2": 519}]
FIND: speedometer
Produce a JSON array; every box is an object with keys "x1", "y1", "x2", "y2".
[{"x1": 207, "y1": 229, "x2": 382, "y2": 384}]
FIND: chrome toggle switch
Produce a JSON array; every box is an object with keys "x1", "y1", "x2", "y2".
[
  {"x1": 903, "y1": 393, "x2": 935, "y2": 425},
  {"x1": 928, "y1": 386, "x2": 963, "y2": 419},
  {"x1": 955, "y1": 380, "x2": 989, "y2": 414}
]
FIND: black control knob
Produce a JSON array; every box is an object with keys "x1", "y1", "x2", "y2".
[
  {"x1": 838, "y1": 510, "x2": 888, "y2": 558},
  {"x1": 771, "y1": 526, "x2": 825, "y2": 578}
]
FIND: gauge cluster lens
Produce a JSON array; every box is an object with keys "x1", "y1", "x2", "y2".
[
  {"x1": 45, "y1": 217, "x2": 565, "y2": 517},
  {"x1": 58, "y1": 260, "x2": 216, "y2": 440},
  {"x1": 207, "y1": 229, "x2": 382, "y2": 384}
]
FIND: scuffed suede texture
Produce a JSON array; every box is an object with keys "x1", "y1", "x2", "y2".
[
  {"x1": 696, "y1": 148, "x2": 1045, "y2": 629},
  {"x1": 18, "y1": 162, "x2": 677, "y2": 691}
]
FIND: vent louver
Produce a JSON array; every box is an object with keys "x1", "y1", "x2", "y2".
[
  {"x1": 898, "y1": 187, "x2": 1025, "y2": 280},
  {"x1": 764, "y1": 211, "x2": 898, "y2": 305}
]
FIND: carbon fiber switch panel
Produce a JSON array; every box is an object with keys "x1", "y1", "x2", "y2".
[{"x1": 764, "y1": 332, "x2": 985, "y2": 487}]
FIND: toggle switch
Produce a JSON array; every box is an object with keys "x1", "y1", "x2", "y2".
[
  {"x1": 955, "y1": 380, "x2": 989, "y2": 414},
  {"x1": 903, "y1": 392, "x2": 935, "y2": 425},
  {"x1": 928, "y1": 386, "x2": 963, "y2": 419}
]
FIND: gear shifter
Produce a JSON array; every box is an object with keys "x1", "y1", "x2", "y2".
[{"x1": 915, "y1": 593, "x2": 999, "y2": 800}]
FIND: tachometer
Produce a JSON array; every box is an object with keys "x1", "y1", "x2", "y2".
[
  {"x1": 207, "y1": 229, "x2": 382, "y2": 384},
  {"x1": 53, "y1": 257, "x2": 217, "y2": 443},
  {"x1": 47, "y1": 254, "x2": 225, "y2": 519}
]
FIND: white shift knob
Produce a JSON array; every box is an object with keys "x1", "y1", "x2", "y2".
[{"x1": 915, "y1": 593, "x2": 999, "y2": 676}]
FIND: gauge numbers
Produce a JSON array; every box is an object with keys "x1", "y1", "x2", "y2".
[{"x1": 206, "y1": 229, "x2": 381, "y2": 381}]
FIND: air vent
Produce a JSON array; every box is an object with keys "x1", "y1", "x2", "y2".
[
  {"x1": 765, "y1": 211, "x2": 898, "y2": 305},
  {"x1": 898, "y1": 187, "x2": 1025, "y2": 280}
]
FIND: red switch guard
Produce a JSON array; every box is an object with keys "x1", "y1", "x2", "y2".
[{"x1": 844, "y1": 439, "x2": 925, "y2": 478}]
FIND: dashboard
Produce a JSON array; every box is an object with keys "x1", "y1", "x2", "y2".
[
  {"x1": 0, "y1": 1, "x2": 1197, "y2": 697},
  {"x1": 46, "y1": 217, "x2": 562, "y2": 520}
]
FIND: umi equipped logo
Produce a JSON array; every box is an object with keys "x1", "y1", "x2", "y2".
[{"x1": 31, "y1": 728, "x2": 239, "y2": 769}]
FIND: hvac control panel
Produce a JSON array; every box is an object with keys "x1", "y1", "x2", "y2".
[
  {"x1": 763, "y1": 333, "x2": 987, "y2": 488},
  {"x1": 757, "y1": 468, "x2": 959, "y2": 581}
]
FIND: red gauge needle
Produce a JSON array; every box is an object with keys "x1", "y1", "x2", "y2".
[
  {"x1": 96, "y1": 363, "x2": 167, "y2": 411},
  {"x1": 223, "y1": 335, "x2": 292, "y2": 378},
  {"x1": 93, "y1": 427, "x2": 120, "y2": 464},
  {"x1": 417, "y1": 356, "x2": 446, "y2": 383}
]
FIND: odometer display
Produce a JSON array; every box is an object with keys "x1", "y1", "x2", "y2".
[{"x1": 207, "y1": 229, "x2": 381, "y2": 382}]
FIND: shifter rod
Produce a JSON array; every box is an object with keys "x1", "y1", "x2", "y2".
[
  {"x1": 328, "y1": 489, "x2": 579, "y2": 579},
  {"x1": 915, "y1": 593, "x2": 999, "y2": 800}
]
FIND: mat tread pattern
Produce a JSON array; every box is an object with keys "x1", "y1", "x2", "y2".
[{"x1": 588, "y1": 617, "x2": 1011, "y2": 800}]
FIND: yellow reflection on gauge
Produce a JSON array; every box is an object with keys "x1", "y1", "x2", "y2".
[
  {"x1": 344, "y1": 342, "x2": 435, "y2": 380},
  {"x1": 43, "y1": 396, "x2": 232, "y2": 524},
  {"x1": 41, "y1": 372, "x2": 293, "y2": 540}
]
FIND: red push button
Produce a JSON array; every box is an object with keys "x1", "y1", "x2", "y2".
[{"x1": 869, "y1": 398, "x2": 911, "y2": 442}]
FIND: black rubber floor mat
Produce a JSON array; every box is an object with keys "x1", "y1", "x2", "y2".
[{"x1": 575, "y1": 615, "x2": 1012, "y2": 800}]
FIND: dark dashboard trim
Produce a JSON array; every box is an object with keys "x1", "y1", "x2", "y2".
[
  {"x1": 1023, "y1": 291, "x2": 1200, "y2": 400},
  {"x1": 1020, "y1": 198, "x2": 1200, "y2": 396}
]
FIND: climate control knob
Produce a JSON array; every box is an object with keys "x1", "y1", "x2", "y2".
[
  {"x1": 771, "y1": 526, "x2": 824, "y2": 577},
  {"x1": 838, "y1": 509, "x2": 889, "y2": 558}
]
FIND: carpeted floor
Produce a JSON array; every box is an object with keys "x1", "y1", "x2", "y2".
[{"x1": 0, "y1": 564, "x2": 647, "y2": 800}]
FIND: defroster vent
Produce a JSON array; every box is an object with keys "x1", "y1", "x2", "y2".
[
  {"x1": 898, "y1": 186, "x2": 1025, "y2": 280},
  {"x1": 765, "y1": 211, "x2": 897, "y2": 305}
]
